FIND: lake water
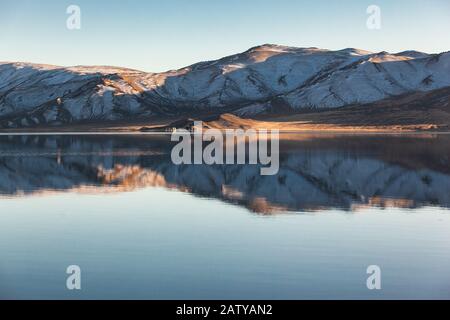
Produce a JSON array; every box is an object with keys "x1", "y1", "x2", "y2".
[{"x1": 0, "y1": 133, "x2": 449, "y2": 300}]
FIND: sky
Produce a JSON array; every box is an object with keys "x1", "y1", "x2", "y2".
[{"x1": 0, "y1": 0, "x2": 449, "y2": 72}]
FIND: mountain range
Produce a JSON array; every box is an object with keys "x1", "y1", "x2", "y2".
[{"x1": 1, "y1": 44, "x2": 450, "y2": 130}]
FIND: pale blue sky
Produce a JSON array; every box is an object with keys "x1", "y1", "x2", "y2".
[{"x1": 0, "y1": 0, "x2": 449, "y2": 72}]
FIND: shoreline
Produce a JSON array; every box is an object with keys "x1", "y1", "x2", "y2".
[
  {"x1": 1, "y1": 113, "x2": 449, "y2": 135},
  {"x1": 1, "y1": 129, "x2": 450, "y2": 136}
]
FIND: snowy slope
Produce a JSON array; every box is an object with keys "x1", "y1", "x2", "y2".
[{"x1": 1, "y1": 44, "x2": 450, "y2": 128}]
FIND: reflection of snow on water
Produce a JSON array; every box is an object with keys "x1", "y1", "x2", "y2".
[
  {"x1": 0, "y1": 134, "x2": 449, "y2": 213},
  {"x1": 0, "y1": 151, "x2": 165, "y2": 157}
]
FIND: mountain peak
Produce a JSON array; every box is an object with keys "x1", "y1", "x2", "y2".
[
  {"x1": 394, "y1": 50, "x2": 430, "y2": 59},
  {"x1": 337, "y1": 48, "x2": 373, "y2": 56},
  {"x1": 247, "y1": 43, "x2": 294, "y2": 51}
]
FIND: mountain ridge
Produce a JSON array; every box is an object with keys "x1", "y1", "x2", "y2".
[{"x1": 1, "y1": 44, "x2": 449, "y2": 129}]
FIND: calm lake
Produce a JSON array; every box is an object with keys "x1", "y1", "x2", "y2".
[{"x1": 0, "y1": 133, "x2": 449, "y2": 299}]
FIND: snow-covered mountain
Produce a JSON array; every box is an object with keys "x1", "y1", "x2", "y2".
[{"x1": 1, "y1": 44, "x2": 450, "y2": 128}]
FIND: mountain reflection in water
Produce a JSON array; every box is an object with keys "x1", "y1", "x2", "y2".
[{"x1": 0, "y1": 134, "x2": 449, "y2": 214}]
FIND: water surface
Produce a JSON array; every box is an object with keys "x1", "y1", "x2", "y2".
[{"x1": 0, "y1": 134, "x2": 449, "y2": 299}]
